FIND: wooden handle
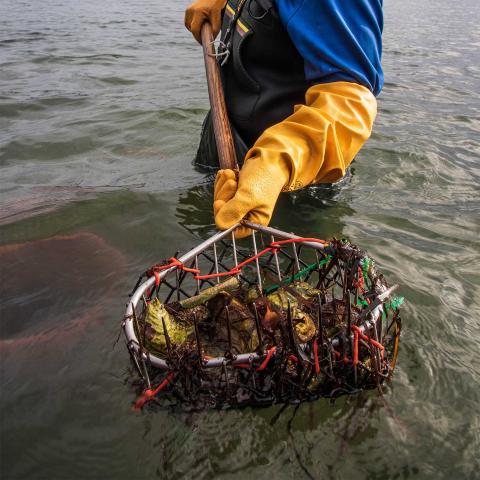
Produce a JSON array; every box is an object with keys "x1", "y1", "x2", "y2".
[{"x1": 201, "y1": 22, "x2": 238, "y2": 170}]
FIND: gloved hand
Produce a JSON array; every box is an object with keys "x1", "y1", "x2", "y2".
[
  {"x1": 184, "y1": 0, "x2": 226, "y2": 44},
  {"x1": 214, "y1": 81, "x2": 377, "y2": 238},
  {"x1": 214, "y1": 157, "x2": 290, "y2": 238}
]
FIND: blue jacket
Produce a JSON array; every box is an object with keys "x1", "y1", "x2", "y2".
[{"x1": 276, "y1": 0, "x2": 384, "y2": 96}]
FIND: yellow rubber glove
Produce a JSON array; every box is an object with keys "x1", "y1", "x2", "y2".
[
  {"x1": 184, "y1": 0, "x2": 226, "y2": 44},
  {"x1": 214, "y1": 81, "x2": 377, "y2": 238}
]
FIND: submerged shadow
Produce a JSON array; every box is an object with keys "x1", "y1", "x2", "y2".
[{"x1": 0, "y1": 232, "x2": 126, "y2": 350}]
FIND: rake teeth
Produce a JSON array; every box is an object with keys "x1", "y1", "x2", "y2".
[
  {"x1": 124, "y1": 222, "x2": 401, "y2": 409},
  {"x1": 317, "y1": 293, "x2": 324, "y2": 346},
  {"x1": 161, "y1": 316, "x2": 172, "y2": 359}
]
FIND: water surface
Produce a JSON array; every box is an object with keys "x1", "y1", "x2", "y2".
[{"x1": 1, "y1": 0, "x2": 479, "y2": 478}]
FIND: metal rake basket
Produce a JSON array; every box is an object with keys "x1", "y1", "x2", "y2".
[{"x1": 123, "y1": 221, "x2": 402, "y2": 409}]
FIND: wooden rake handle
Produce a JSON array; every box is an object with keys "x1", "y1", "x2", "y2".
[{"x1": 201, "y1": 22, "x2": 238, "y2": 171}]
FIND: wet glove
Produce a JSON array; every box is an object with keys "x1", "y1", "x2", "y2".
[
  {"x1": 185, "y1": 0, "x2": 226, "y2": 44},
  {"x1": 214, "y1": 81, "x2": 377, "y2": 238},
  {"x1": 214, "y1": 158, "x2": 290, "y2": 238}
]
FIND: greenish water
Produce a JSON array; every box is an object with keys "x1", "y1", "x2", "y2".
[{"x1": 1, "y1": 0, "x2": 479, "y2": 478}]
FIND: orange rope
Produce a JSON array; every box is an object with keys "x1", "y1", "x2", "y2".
[{"x1": 134, "y1": 372, "x2": 175, "y2": 409}]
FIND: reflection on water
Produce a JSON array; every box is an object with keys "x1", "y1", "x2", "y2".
[{"x1": 1, "y1": 0, "x2": 479, "y2": 478}]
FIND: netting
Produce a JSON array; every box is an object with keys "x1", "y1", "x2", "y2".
[{"x1": 123, "y1": 222, "x2": 402, "y2": 410}]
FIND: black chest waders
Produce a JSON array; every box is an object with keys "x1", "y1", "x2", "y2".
[{"x1": 194, "y1": 0, "x2": 309, "y2": 171}]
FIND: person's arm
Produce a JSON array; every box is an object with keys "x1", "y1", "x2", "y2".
[
  {"x1": 214, "y1": 82, "x2": 377, "y2": 237},
  {"x1": 214, "y1": 0, "x2": 383, "y2": 238}
]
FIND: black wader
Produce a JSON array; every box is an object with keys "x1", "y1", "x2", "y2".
[{"x1": 194, "y1": 0, "x2": 309, "y2": 171}]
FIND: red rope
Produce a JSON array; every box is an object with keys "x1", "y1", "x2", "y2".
[
  {"x1": 168, "y1": 258, "x2": 200, "y2": 274},
  {"x1": 145, "y1": 237, "x2": 328, "y2": 283},
  {"x1": 147, "y1": 257, "x2": 200, "y2": 279},
  {"x1": 256, "y1": 346, "x2": 277, "y2": 371},
  {"x1": 351, "y1": 325, "x2": 384, "y2": 353},
  {"x1": 333, "y1": 349, "x2": 350, "y2": 364},
  {"x1": 194, "y1": 237, "x2": 328, "y2": 281},
  {"x1": 194, "y1": 268, "x2": 241, "y2": 280},
  {"x1": 134, "y1": 372, "x2": 175, "y2": 409},
  {"x1": 233, "y1": 350, "x2": 295, "y2": 370}
]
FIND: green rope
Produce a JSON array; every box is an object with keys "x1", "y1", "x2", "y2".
[
  {"x1": 386, "y1": 296, "x2": 404, "y2": 311},
  {"x1": 361, "y1": 257, "x2": 370, "y2": 286},
  {"x1": 263, "y1": 255, "x2": 332, "y2": 295}
]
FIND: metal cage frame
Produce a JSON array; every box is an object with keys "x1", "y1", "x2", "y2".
[{"x1": 123, "y1": 221, "x2": 397, "y2": 372}]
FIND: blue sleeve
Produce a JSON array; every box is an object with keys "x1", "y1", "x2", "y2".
[{"x1": 276, "y1": 0, "x2": 384, "y2": 96}]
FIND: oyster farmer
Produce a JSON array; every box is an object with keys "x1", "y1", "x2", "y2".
[{"x1": 185, "y1": 0, "x2": 383, "y2": 237}]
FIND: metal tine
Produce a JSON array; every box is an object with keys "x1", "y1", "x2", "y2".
[
  {"x1": 286, "y1": 300, "x2": 296, "y2": 351},
  {"x1": 161, "y1": 316, "x2": 172, "y2": 361},
  {"x1": 316, "y1": 256, "x2": 336, "y2": 289},
  {"x1": 175, "y1": 269, "x2": 181, "y2": 302},
  {"x1": 131, "y1": 305, "x2": 152, "y2": 388},
  {"x1": 342, "y1": 262, "x2": 349, "y2": 302},
  {"x1": 194, "y1": 255, "x2": 200, "y2": 295},
  {"x1": 252, "y1": 303, "x2": 264, "y2": 353},
  {"x1": 366, "y1": 331, "x2": 381, "y2": 385},
  {"x1": 128, "y1": 345, "x2": 144, "y2": 379},
  {"x1": 176, "y1": 258, "x2": 194, "y2": 295},
  {"x1": 193, "y1": 312, "x2": 203, "y2": 366},
  {"x1": 314, "y1": 249, "x2": 322, "y2": 274},
  {"x1": 170, "y1": 250, "x2": 180, "y2": 302},
  {"x1": 251, "y1": 230, "x2": 263, "y2": 293},
  {"x1": 270, "y1": 235, "x2": 282, "y2": 282},
  {"x1": 371, "y1": 323, "x2": 382, "y2": 371},
  {"x1": 131, "y1": 305, "x2": 144, "y2": 349},
  {"x1": 348, "y1": 290, "x2": 357, "y2": 387},
  {"x1": 315, "y1": 251, "x2": 327, "y2": 304},
  {"x1": 347, "y1": 291, "x2": 352, "y2": 336},
  {"x1": 200, "y1": 249, "x2": 231, "y2": 280},
  {"x1": 141, "y1": 294, "x2": 149, "y2": 315},
  {"x1": 296, "y1": 244, "x2": 311, "y2": 270},
  {"x1": 213, "y1": 241, "x2": 220, "y2": 284},
  {"x1": 231, "y1": 232, "x2": 240, "y2": 279},
  {"x1": 317, "y1": 293, "x2": 324, "y2": 347},
  {"x1": 292, "y1": 243, "x2": 301, "y2": 281},
  {"x1": 225, "y1": 305, "x2": 233, "y2": 358}
]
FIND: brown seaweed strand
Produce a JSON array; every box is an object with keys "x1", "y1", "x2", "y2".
[{"x1": 252, "y1": 303, "x2": 264, "y2": 353}]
